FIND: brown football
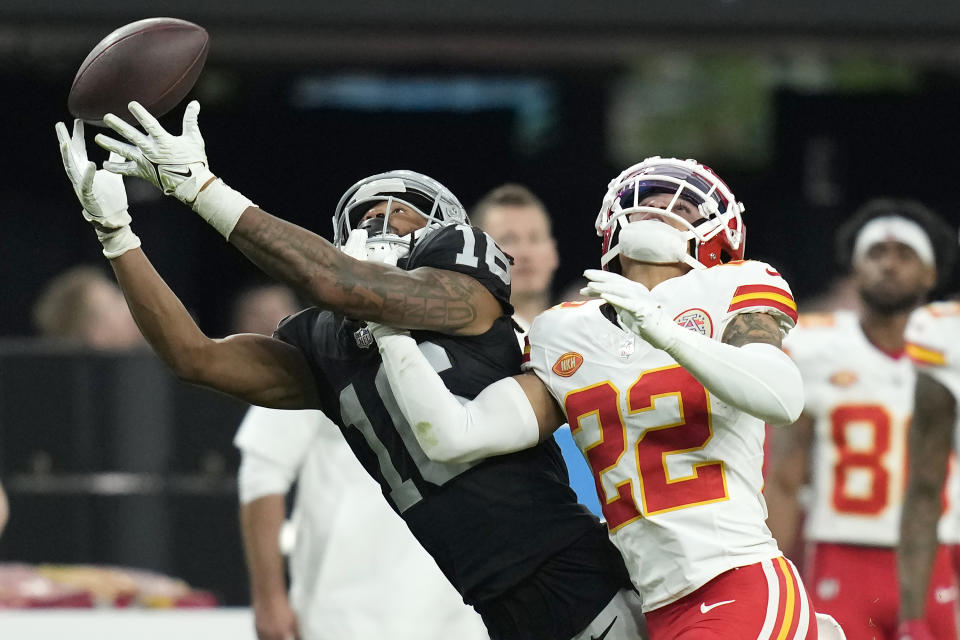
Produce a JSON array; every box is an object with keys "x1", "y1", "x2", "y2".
[{"x1": 68, "y1": 17, "x2": 209, "y2": 127}]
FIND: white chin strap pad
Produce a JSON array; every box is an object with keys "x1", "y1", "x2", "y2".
[
  {"x1": 365, "y1": 239, "x2": 407, "y2": 266},
  {"x1": 619, "y1": 220, "x2": 689, "y2": 264}
]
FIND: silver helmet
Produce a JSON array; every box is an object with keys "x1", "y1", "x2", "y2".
[{"x1": 332, "y1": 170, "x2": 468, "y2": 261}]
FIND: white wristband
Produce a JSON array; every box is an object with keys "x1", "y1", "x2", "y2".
[
  {"x1": 193, "y1": 179, "x2": 255, "y2": 239},
  {"x1": 98, "y1": 224, "x2": 141, "y2": 259}
]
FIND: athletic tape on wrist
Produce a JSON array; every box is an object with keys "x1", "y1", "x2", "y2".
[
  {"x1": 100, "y1": 224, "x2": 141, "y2": 259},
  {"x1": 193, "y1": 179, "x2": 256, "y2": 239}
]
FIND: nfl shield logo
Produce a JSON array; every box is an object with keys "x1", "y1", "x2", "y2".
[{"x1": 354, "y1": 325, "x2": 375, "y2": 349}]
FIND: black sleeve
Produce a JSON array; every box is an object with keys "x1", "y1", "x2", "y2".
[
  {"x1": 404, "y1": 224, "x2": 513, "y2": 312},
  {"x1": 272, "y1": 307, "x2": 334, "y2": 406},
  {"x1": 272, "y1": 308, "x2": 319, "y2": 347}
]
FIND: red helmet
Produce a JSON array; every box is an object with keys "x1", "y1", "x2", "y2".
[{"x1": 596, "y1": 156, "x2": 746, "y2": 270}]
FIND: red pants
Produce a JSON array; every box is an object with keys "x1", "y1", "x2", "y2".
[
  {"x1": 951, "y1": 544, "x2": 960, "y2": 581},
  {"x1": 805, "y1": 542, "x2": 958, "y2": 640},
  {"x1": 645, "y1": 557, "x2": 817, "y2": 639}
]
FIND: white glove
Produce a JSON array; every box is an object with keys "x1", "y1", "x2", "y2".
[
  {"x1": 56, "y1": 119, "x2": 141, "y2": 259},
  {"x1": 340, "y1": 229, "x2": 409, "y2": 340},
  {"x1": 95, "y1": 100, "x2": 255, "y2": 239},
  {"x1": 581, "y1": 269, "x2": 676, "y2": 349},
  {"x1": 341, "y1": 228, "x2": 404, "y2": 266},
  {"x1": 96, "y1": 100, "x2": 211, "y2": 201},
  {"x1": 340, "y1": 229, "x2": 369, "y2": 261}
]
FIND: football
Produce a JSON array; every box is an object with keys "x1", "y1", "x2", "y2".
[{"x1": 68, "y1": 17, "x2": 209, "y2": 127}]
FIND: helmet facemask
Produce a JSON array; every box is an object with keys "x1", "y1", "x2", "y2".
[
  {"x1": 332, "y1": 170, "x2": 468, "y2": 263},
  {"x1": 596, "y1": 157, "x2": 745, "y2": 271}
]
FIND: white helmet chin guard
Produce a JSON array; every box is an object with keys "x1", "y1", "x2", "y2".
[
  {"x1": 595, "y1": 156, "x2": 746, "y2": 271},
  {"x1": 332, "y1": 170, "x2": 468, "y2": 262}
]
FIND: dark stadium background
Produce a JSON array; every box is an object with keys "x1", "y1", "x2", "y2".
[{"x1": 1, "y1": 0, "x2": 960, "y2": 607}]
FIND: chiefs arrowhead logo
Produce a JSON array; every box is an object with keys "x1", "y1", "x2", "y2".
[
  {"x1": 673, "y1": 308, "x2": 713, "y2": 337},
  {"x1": 552, "y1": 352, "x2": 584, "y2": 377}
]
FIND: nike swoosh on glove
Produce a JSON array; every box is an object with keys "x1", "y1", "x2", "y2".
[
  {"x1": 95, "y1": 100, "x2": 212, "y2": 204},
  {"x1": 95, "y1": 100, "x2": 255, "y2": 240}
]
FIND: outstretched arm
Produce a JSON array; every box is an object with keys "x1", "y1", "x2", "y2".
[
  {"x1": 56, "y1": 118, "x2": 317, "y2": 409},
  {"x1": 95, "y1": 101, "x2": 500, "y2": 335},
  {"x1": 110, "y1": 250, "x2": 318, "y2": 408},
  {"x1": 228, "y1": 208, "x2": 500, "y2": 334},
  {"x1": 899, "y1": 372, "x2": 956, "y2": 622},
  {"x1": 371, "y1": 326, "x2": 563, "y2": 463}
]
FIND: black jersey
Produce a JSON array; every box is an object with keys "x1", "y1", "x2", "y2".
[{"x1": 275, "y1": 225, "x2": 603, "y2": 607}]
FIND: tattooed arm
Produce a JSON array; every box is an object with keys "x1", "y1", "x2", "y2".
[
  {"x1": 229, "y1": 208, "x2": 501, "y2": 336},
  {"x1": 721, "y1": 312, "x2": 784, "y2": 348}
]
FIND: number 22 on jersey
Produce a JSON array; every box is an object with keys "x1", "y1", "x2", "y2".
[{"x1": 564, "y1": 365, "x2": 729, "y2": 530}]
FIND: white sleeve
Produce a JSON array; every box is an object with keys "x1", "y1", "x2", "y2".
[
  {"x1": 718, "y1": 261, "x2": 799, "y2": 336},
  {"x1": 234, "y1": 406, "x2": 334, "y2": 503},
  {"x1": 661, "y1": 327, "x2": 804, "y2": 426},
  {"x1": 234, "y1": 406, "x2": 327, "y2": 468},
  {"x1": 237, "y1": 450, "x2": 298, "y2": 504},
  {"x1": 375, "y1": 333, "x2": 540, "y2": 463},
  {"x1": 664, "y1": 260, "x2": 801, "y2": 425},
  {"x1": 906, "y1": 304, "x2": 960, "y2": 403}
]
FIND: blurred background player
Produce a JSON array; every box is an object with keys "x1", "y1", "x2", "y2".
[
  {"x1": 32, "y1": 264, "x2": 143, "y2": 349},
  {"x1": 230, "y1": 283, "x2": 301, "y2": 336},
  {"x1": 470, "y1": 184, "x2": 559, "y2": 329},
  {"x1": 232, "y1": 285, "x2": 487, "y2": 640},
  {"x1": 470, "y1": 184, "x2": 601, "y2": 516},
  {"x1": 765, "y1": 198, "x2": 959, "y2": 639},
  {"x1": 899, "y1": 296, "x2": 960, "y2": 640}
]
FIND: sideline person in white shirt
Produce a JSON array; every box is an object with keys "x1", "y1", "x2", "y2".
[{"x1": 236, "y1": 407, "x2": 488, "y2": 640}]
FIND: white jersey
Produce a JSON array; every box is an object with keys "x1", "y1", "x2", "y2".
[
  {"x1": 524, "y1": 260, "x2": 796, "y2": 612},
  {"x1": 906, "y1": 301, "x2": 960, "y2": 544},
  {"x1": 785, "y1": 309, "x2": 960, "y2": 547},
  {"x1": 235, "y1": 407, "x2": 488, "y2": 640}
]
